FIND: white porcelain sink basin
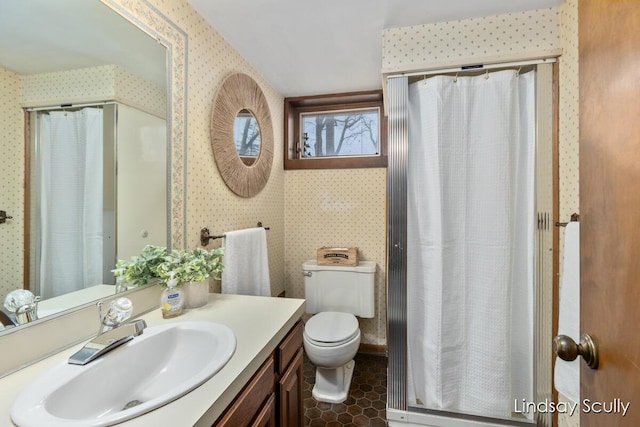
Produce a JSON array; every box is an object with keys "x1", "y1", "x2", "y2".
[{"x1": 11, "y1": 321, "x2": 236, "y2": 427}]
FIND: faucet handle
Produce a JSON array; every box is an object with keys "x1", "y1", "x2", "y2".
[
  {"x1": 4, "y1": 289, "x2": 36, "y2": 312},
  {"x1": 99, "y1": 297, "x2": 133, "y2": 328},
  {"x1": 4, "y1": 290, "x2": 40, "y2": 325}
]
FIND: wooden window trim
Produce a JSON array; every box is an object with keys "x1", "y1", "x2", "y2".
[{"x1": 284, "y1": 90, "x2": 387, "y2": 170}]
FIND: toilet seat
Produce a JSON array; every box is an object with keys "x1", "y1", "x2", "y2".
[{"x1": 304, "y1": 312, "x2": 359, "y2": 347}]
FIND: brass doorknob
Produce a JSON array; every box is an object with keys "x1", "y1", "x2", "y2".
[{"x1": 553, "y1": 333, "x2": 599, "y2": 369}]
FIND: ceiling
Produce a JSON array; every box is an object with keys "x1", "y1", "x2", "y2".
[
  {"x1": 188, "y1": 0, "x2": 564, "y2": 97},
  {"x1": 0, "y1": 0, "x2": 166, "y2": 88}
]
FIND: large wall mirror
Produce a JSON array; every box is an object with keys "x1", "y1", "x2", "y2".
[
  {"x1": 211, "y1": 73, "x2": 273, "y2": 198},
  {"x1": 0, "y1": 0, "x2": 186, "y2": 335}
]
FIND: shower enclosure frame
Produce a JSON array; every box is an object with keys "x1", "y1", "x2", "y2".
[{"x1": 386, "y1": 61, "x2": 557, "y2": 427}]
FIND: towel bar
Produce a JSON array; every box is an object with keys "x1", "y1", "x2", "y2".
[
  {"x1": 555, "y1": 213, "x2": 579, "y2": 227},
  {"x1": 200, "y1": 222, "x2": 270, "y2": 246}
]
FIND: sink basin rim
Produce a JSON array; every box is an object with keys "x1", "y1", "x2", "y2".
[{"x1": 11, "y1": 320, "x2": 236, "y2": 427}]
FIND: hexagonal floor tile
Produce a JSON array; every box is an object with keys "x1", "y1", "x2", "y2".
[{"x1": 304, "y1": 352, "x2": 388, "y2": 426}]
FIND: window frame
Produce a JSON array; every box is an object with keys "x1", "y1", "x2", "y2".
[{"x1": 284, "y1": 90, "x2": 387, "y2": 170}]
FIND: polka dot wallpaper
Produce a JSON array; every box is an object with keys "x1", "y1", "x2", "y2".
[
  {"x1": 558, "y1": 2, "x2": 580, "y2": 426},
  {"x1": 382, "y1": 8, "x2": 561, "y2": 72},
  {"x1": 121, "y1": 0, "x2": 388, "y2": 347},
  {"x1": 560, "y1": 0, "x2": 579, "y2": 222},
  {"x1": 22, "y1": 64, "x2": 166, "y2": 118},
  {"x1": 284, "y1": 169, "x2": 388, "y2": 345},
  {"x1": 21, "y1": 65, "x2": 114, "y2": 107},
  {"x1": 0, "y1": 66, "x2": 24, "y2": 301},
  {"x1": 114, "y1": 66, "x2": 167, "y2": 118},
  {"x1": 132, "y1": 0, "x2": 287, "y2": 297},
  {"x1": 381, "y1": 4, "x2": 578, "y2": 231}
]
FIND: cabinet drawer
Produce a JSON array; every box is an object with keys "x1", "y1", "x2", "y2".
[
  {"x1": 215, "y1": 356, "x2": 275, "y2": 427},
  {"x1": 277, "y1": 321, "x2": 303, "y2": 375}
]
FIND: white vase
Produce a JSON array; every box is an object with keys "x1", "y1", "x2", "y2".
[{"x1": 183, "y1": 280, "x2": 209, "y2": 309}]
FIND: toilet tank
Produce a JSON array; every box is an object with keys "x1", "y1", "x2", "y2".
[{"x1": 303, "y1": 260, "x2": 376, "y2": 318}]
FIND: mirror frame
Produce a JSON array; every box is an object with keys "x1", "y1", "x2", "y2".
[
  {"x1": 0, "y1": 0, "x2": 187, "y2": 376},
  {"x1": 210, "y1": 73, "x2": 273, "y2": 198}
]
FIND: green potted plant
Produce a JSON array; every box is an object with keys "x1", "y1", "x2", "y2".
[
  {"x1": 112, "y1": 245, "x2": 167, "y2": 290},
  {"x1": 156, "y1": 247, "x2": 225, "y2": 308}
]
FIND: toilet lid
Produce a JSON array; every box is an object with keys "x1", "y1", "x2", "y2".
[{"x1": 305, "y1": 312, "x2": 359, "y2": 343}]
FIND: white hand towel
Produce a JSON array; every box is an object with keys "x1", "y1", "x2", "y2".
[
  {"x1": 222, "y1": 228, "x2": 271, "y2": 296},
  {"x1": 554, "y1": 221, "x2": 580, "y2": 403}
]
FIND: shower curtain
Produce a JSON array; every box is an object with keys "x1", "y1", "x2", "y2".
[
  {"x1": 38, "y1": 108, "x2": 104, "y2": 299},
  {"x1": 406, "y1": 70, "x2": 535, "y2": 419}
]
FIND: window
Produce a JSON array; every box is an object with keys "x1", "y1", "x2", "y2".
[
  {"x1": 284, "y1": 90, "x2": 387, "y2": 169},
  {"x1": 300, "y1": 108, "x2": 380, "y2": 158}
]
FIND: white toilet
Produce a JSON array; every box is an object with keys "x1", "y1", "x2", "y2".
[{"x1": 302, "y1": 260, "x2": 376, "y2": 403}]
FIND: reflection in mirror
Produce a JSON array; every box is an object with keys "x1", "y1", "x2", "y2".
[
  {"x1": 0, "y1": 0, "x2": 168, "y2": 330},
  {"x1": 27, "y1": 104, "x2": 167, "y2": 301},
  {"x1": 234, "y1": 109, "x2": 261, "y2": 166}
]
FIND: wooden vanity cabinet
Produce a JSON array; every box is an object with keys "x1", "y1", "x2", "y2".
[
  {"x1": 276, "y1": 321, "x2": 304, "y2": 427},
  {"x1": 214, "y1": 356, "x2": 275, "y2": 427},
  {"x1": 251, "y1": 393, "x2": 277, "y2": 427},
  {"x1": 213, "y1": 320, "x2": 304, "y2": 427}
]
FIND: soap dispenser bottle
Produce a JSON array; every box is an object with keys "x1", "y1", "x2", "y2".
[{"x1": 161, "y1": 273, "x2": 184, "y2": 319}]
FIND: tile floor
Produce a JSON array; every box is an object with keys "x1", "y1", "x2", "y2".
[{"x1": 303, "y1": 352, "x2": 388, "y2": 427}]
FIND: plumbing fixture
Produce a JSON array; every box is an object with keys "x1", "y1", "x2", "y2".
[
  {"x1": 3, "y1": 289, "x2": 40, "y2": 325},
  {"x1": 68, "y1": 297, "x2": 146, "y2": 365}
]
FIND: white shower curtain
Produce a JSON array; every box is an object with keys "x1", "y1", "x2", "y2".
[
  {"x1": 406, "y1": 70, "x2": 535, "y2": 418},
  {"x1": 39, "y1": 108, "x2": 104, "y2": 299}
]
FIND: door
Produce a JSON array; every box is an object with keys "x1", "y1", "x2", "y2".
[{"x1": 579, "y1": 0, "x2": 640, "y2": 425}]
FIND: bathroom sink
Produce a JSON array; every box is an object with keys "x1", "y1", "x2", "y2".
[{"x1": 11, "y1": 321, "x2": 236, "y2": 427}]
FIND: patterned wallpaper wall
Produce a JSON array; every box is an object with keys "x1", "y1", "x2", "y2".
[
  {"x1": 284, "y1": 169, "x2": 388, "y2": 345},
  {"x1": 124, "y1": 0, "x2": 388, "y2": 345},
  {"x1": 137, "y1": 0, "x2": 286, "y2": 297},
  {"x1": 559, "y1": 0, "x2": 580, "y2": 221},
  {"x1": 23, "y1": 65, "x2": 166, "y2": 118},
  {"x1": 22, "y1": 65, "x2": 114, "y2": 107},
  {"x1": 382, "y1": 8, "x2": 561, "y2": 72},
  {"x1": 114, "y1": 66, "x2": 167, "y2": 118},
  {"x1": 0, "y1": 66, "x2": 24, "y2": 302},
  {"x1": 558, "y1": 2, "x2": 580, "y2": 426}
]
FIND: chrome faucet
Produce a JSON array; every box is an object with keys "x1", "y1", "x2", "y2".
[{"x1": 68, "y1": 297, "x2": 147, "y2": 365}]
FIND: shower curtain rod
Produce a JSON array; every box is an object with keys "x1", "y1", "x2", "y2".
[
  {"x1": 386, "y1": 57, "x2": 556, "y2": 80},
  {"x1": 26, "y1": 101, "x2": 113, "y2": 112}
]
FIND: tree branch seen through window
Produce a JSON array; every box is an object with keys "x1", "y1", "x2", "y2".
[
  {"x1": 284, "y1": 90, "x2": 387, "y2": 170},
  {"x1": 302, "y1": 109, "x2": 379, "y2": 158}
]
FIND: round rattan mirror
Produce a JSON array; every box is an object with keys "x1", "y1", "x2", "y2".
[{"x1": 210, "y1": 73, "x2": 273, "y2": 198}]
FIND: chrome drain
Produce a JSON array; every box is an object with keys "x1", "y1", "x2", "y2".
[{"x1": 122, "y1": 400, "x2": 144, "y2": 410}]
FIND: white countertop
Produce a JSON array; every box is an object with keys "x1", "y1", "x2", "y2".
[{"x1": 0, "y1": 293, "x2": 305, "y2": 426}]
